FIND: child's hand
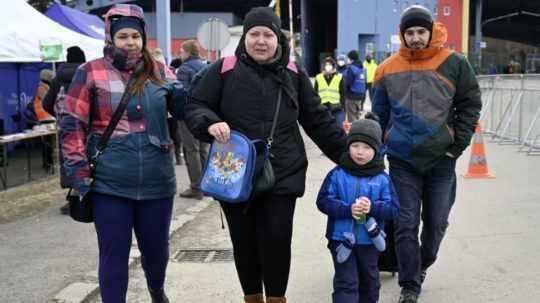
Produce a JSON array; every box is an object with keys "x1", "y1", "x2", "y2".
[
  {"x1": 351, "y1": 202, "x2": 364, "y2": 219},
  {"x1": 355, "y1": 197, "x2": 371, "y2": 214}
]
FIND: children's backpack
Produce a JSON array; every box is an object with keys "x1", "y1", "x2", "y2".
[{"x1": 200, "y1": 131, "x2": 268, "y2": 202}]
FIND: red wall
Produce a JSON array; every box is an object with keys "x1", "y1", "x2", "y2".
[{"x1": 437, "y1": 0, "x2": 463, "y2": 52}]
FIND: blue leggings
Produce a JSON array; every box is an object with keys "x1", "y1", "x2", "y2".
[{"x1": 91, "y1": 192, "x2": 174, "y2": 303}]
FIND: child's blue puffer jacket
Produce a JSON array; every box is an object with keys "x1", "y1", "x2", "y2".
[{"x1": 317, "y1": 166, "x2": 399, "y2": 245}]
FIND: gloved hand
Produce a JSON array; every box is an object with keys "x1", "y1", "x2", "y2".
[
  {"x1": 336, "y1": 232, "x2": 355, "y2": 263},
  {"x1": 366, "y1": 217, "x2": 386, "y2": 252}
]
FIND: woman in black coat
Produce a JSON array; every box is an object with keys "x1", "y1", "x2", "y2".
[{"x1": 185, "y1": 7, "x2": 346, "y2": 303}]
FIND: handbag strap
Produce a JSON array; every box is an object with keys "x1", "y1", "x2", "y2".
[
  {"x1": 89, "y1": 63, "x2": 143, "y2": 170},
  {"x1": 266, "y1": 87, "x2": 282, "y2": 149}
]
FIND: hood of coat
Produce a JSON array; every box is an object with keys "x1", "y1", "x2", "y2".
[
  {"x1": 234, "y1": 28, "x2": 291, "y2": 73},
  {"x1": 399, "y1": 21, "x2": 448, "y2": 61},
  {"x1": 102, "y1": 4, "x2": 146, "y2": 47}
]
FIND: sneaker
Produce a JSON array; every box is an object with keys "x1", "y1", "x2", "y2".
[
  {"x1": 397, "y1": 291, "x2": 418, "y2": 303},
  {"x1": 421, "y1": 269, "x2": 427, "y2": 284},
  {"x1": 179, "y1": 188, "x2": 203, "y2": 200}
]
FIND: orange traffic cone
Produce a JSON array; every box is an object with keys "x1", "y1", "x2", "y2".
[
  {"x1": 463, "y1": 123, "x2": 495, "y2": 179},
  {"x1": 342, "y1": 119, "x2": 351, "y2": 134}
]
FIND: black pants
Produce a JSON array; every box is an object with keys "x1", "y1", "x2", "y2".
[{"x1": 220, "y1": 194, "x2": 296, "y2": 297}]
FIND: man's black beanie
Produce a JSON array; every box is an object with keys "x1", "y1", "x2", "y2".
[
  {"x1": 400, "y1": 5, "x2": 433, "y2": 35},
  {"x1": 243, "y1": 7, "x2": 282, "y2": 38}
]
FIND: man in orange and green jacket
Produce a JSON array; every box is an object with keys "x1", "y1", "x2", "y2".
[{"x1": 372, "y1": 5, "x2": 481, "y2": 303}]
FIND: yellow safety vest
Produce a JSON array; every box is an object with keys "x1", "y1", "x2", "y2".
[
  {"x1": 363, "y1": 60, "x2": 378, "y2": 84},
  {"x1": 316, "y1": 73, "x2": 342, "y2": 105}
]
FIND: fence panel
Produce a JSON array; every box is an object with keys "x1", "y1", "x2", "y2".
[{"x1": 477, "y1": 74, "x2": 540, "y2": 155}]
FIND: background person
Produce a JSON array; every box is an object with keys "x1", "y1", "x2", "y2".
[
  {"x1": 176, "y1": 40, "x2": 209, "y2": 200},
  {"x1": 336, "y1": 54, "x2": 348, "y2": 75},
  {"x1": 31, "y1": 69, "x2": 55, "y2": 124},
  {"x1": 314, "y1": 57, "x2": 346, "y2": 128},
  {"x1": 363, "y1": 54, "x2": 378, "y2": 105},
  {"x1": 343, "y1": 50, "x2": 367, "y2": 122},
  {"x1": 43, "y1": 46, "x2": 86, "y2": 214}
]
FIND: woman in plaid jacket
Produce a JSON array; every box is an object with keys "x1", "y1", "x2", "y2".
[{"x1": 60, "y1": 4, "x2": 184, "y2": 303}]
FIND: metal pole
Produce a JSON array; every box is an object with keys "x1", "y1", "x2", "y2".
[
  {"x1": 288, "y1": 0, "x2": 295, "y2": 60},
  {"x1": 299, "y1": 0, "x2": 307, "y2": 68},
  {"x1": 475, "y1": 0, "x2": 483, "y2": 70},
  {"x1": 156, "y1": 0, "x2": 172, "y2": 65}
]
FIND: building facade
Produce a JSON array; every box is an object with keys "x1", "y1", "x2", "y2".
[{"x1": 337, "y1": 0, "x2": 468, "y2": 62}]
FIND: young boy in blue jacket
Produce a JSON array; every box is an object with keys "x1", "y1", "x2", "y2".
[{"x1": 317, "y1": 113, "x2": 399, "y2": 303}]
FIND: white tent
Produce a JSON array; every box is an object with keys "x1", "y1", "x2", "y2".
[{"x1": 0, "y1": 0, "x2": 104, "y2": 63}]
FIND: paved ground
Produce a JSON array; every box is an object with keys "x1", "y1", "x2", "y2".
[
  {"x1": 90, "y1": 134, "x2": 540, "y2": 302},
  {"x1": 2, "y1": 126, "x2": 540, "y2": 303},
  {"x1": 0, "y1": 163, "x2": 206, "y2": 303}
]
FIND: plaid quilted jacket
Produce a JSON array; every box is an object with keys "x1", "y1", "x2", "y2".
[{"x1": 60, "y1": 4, "x2": 186, "y2": 200}]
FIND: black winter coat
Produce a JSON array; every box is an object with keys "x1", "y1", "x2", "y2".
[
  {"x1": 42, "y1": 62, "x2": 81, "y2": 188},
  {"x1": 43, "y1": 62, "x2": 82, "y2": 116},
  {"x1": 185, "y1": 54, "x2": 347, "y2": 197}
]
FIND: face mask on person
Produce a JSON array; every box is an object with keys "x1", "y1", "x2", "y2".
[
  {"x1": 337, "y1": 60, "x2": 345, "y2": 67},
  {"x1": 324, "y1": 64, "x2": 334, "y2": 73}
]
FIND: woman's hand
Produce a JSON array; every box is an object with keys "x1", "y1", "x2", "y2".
[{"x1": 208, "y1": 122, "x2": 231, "y2": 143}]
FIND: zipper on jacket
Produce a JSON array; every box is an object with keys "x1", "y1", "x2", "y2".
[{"x1": 409, "y1": 58, "x2": 415, "y2": 145}]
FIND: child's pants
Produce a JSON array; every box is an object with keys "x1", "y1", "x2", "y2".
[
  {"x1": 91, "y1": 192, "x2": 174, "y2": 303},
  {"x1": 329, "y1": 241, "x2": 380, "y2": 303}
]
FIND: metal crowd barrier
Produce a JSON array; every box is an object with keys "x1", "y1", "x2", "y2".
[{"x1": 477, "y1": 74, "x2": 540, "y2": 155}]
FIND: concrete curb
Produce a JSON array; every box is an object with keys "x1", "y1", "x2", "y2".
[{"x1": 50, "y1": 199, "x2": 213, "y2": 303}]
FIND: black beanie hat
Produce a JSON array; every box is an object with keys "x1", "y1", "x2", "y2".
[
  {"x1": 347, "y1": 50, "x2": 359, "y2": 61},
  {"x1": 110, "y1": 17, "x2": 145, "y2": 42},
  {"x1": 400, "y1": 5, "x2": 433, "y2": 35},
  {"x1": 347, "y1": 112, "x2": 382, "y2": 153},
  {"x1": 66, "y1": 46, "x2": 86, "y2": 63},
  {"x1": 243, "y1": 7, "x2": 282, "y2": 38}
]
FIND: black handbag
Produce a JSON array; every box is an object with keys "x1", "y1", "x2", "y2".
[
  {"x1": 68, "y1": 65, "x2": 141, "y2": 223},
  {"x1": 251, "y1": 87, "x2": 281, "y2": 196}
]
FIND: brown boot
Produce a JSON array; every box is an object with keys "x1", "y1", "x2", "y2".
[
  {"x1": 266, "y1": 297, "x2": 286, "y2": 303},
  {"x1": 244, "y1": 293, "x2": 265, "y2": 303}
]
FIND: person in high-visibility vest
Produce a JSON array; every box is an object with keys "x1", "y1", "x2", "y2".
[
  {"x1": 363, "y1": 53, "x2": 378, "y2": 104},
  {"x1": 314, "y1": 57, "x2": 345, "y2": 128}
]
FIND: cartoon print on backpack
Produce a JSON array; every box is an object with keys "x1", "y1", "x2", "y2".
[{"x1": 206, "y1": 148, "x2": 247, "y2": 183}]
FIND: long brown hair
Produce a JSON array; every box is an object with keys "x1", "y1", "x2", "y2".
[{"x1": 130, "y1": 48, "x2": 165, "y2": 95}]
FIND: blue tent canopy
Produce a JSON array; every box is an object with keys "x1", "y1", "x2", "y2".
[{"x1": 45, "y1": 3, "x2": 105, "y2": 40}]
